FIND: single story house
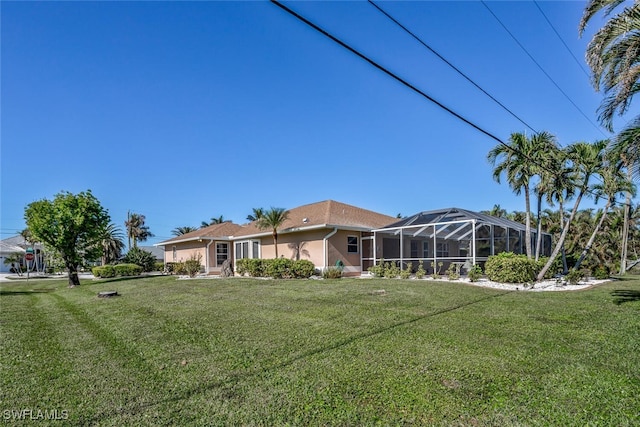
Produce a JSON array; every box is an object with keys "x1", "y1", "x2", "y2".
[
  {"x1": 156, "y1": 200, "x2": 397, "y2": 276},
  {"x1": 0, "y1": 236, "x2": 45, "y2": 273}
]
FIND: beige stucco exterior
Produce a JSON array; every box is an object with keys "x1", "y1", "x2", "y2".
[{"x1": 164, "y1": 240, "x2": 233, "y2": 274}]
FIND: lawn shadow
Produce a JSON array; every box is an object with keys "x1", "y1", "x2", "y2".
[
  {"x1": 611, "y1": 289, "x2": 640, "y2": 305},
  {"x1": 0, "y1": 289, "x2": 56, "y2": 296},
  {"x1": 92, "y1": 276, "x2": 150, "y2": 284}
]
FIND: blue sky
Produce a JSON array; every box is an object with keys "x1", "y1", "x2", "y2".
[{"x1": 1, "y1": 1, "x2": 628, "y2": 245}]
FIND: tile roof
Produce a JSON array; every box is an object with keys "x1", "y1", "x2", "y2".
[
  {"x1": 157, "y1": 221, "x2": 243, "y2": 245},
  {"x1": 233, "y1": 200, "x2": 397, "y2": 238}
]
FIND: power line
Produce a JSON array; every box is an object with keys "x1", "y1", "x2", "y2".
[
  {"x1": 367, "y1": 0, "x2": 539, "y2": 135},
  {"x1": 532, "y1": 0, "x2": 591, "y2": 79},
  {"x1": 481, "y1": 1, "x2": 608, "y2": 139},
  {"x1": 270, "y1": 1, "x2": 631, "y2": 209}
]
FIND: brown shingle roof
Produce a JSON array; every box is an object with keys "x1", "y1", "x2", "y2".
[
  {"x1": 233, "y1": 200, "x2": 397, "y2": 238},
  {"x1": 158, "y1": 221, "x2": 243, "y2": 245}
]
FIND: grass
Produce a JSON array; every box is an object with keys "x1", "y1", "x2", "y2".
[{"x1": 1, "y1": 275, "x2": 639, "y2": 426}]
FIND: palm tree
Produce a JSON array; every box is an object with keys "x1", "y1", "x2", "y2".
[
  {"x1": 99, "y1": 223, "x2": 125, "y2": 265},
  {"x1": 488, "y1": 132, "x2": 541, "y2": 258},
  {"x1": 537, "y1": 140, "x2": 607, "y2": 280},
  {"x1": 580, "y1": 0, "x2": 640, "y2": 132},
  {"x1": 171, "y1": 226, "x2": 197, "y2": 236},
  {"x1": 201, "y1": 215, "x2": 225, "y2": 228},
  {"x1": 574, "y1": 158, "x2": 636, "y2": 270},
  {"x1": 486, "y1": 204, "x2": 507, "y2": 218},
  {"x1": 246, "y1": 208, "x2": 264, "y2": 222},
  {"x1": 125, "y1": 211, "x2": 154, "y2": 249},
  {"x1": 530, "y1": 132, "x2": 561, "y2": 260},
  {"x1": 256, "y1": 207, "x2": 290, "y2": 258}
]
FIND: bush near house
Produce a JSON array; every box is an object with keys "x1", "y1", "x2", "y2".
[
  {"x1": 122, "y1": 247, "x2": 156, "y2": 272},
  {"x1": 92, "y1": 263, "x2": 142, "y2": 278},
  {"x1": 236, "y1": 259, "x2": 316, "y2": 279},
  {"x1": 485, "y1": 252, "x2": 538, "y2": 283}
]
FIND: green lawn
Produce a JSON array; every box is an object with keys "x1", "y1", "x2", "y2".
[{"x1": 1, "y1": 275, "x2": 639, "y2": 426}]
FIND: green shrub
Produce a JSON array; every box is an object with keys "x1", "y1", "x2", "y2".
[
  {"x1": 415, "y1": 261, "x2": 426, "y2": 279},
  {"x1": 384, "y1": 262, "x2": 400, "y2": 278},
  {"x1": 431, "y1": 261, "x2": 443, "y2": 279},
  {"x1": 265, "y1": 258, "x2": 293, "y2": 279},
  {"x1": 122, "y1": 247, "x2": 156, "y2": 272},
  {"x1": 485, "y1": 252, "x2": 537, "y2": 283},
  {"x1": 235, "y1": 259, "x2": 248, "y2": 276},
  {"x1": 535, "y1": 256, "x2": 561, "y2": 279},
  {"x1": 592, "y1": 265, "x2": 609, "y2": 280},
  {"x1": 154, "y1": 261, "x2": 164, "y2": 272},
  {"x1": 291, "y1": 259, "x2": 315, "y2": 278},
  {"x1": 446, "y1": 263, "x2": 460, "y2": 280},
  {"x1": 184, "y1": 253, "x2": 202, "y2": 278},
  {"x1": 172, "y1": 262, "x2": 186, "y2": 275},
  {"x1": 400, "y1": 262, "x2": 412, "y2": 279},
  {"x1": 368, "y1": 260, "x2": 385, "y2": 277},
  {"x1": 467, "y1": 264, "x2": 483, "y2": 282},
  {"x1": 114, "y1": 263, "x2": 143, "y2": 277},
  {"x1": 246, "y1": 259, "x2": 266, "y2": 277},
  {"x1": 323, "y1": 266, "x2": 343, "y2": 279},
  {"x1": 92, "y1": 265, "x2": 115, "y2": 278},
  {"x1": 565, "y1": 268, "x2": 584, "y2": 285}
]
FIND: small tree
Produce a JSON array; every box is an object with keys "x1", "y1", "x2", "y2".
[
  {"x1": 24, "y1": 190, "x2": 110, "y2": 287},
  {"x1": 257, "y1": 207, "x2": 290, "y2": 258}
]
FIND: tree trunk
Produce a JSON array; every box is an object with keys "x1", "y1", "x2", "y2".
[
  {"x1": 574, "y1": 199, "x2": 612, "y2": 270},
  {"x1": 66, "y1": 261, "x2": 80, "y2": 287},
  {"x1": 273, "y1": 230, "x2": 279, "y2": 258},
  {"x1": 537, "y1": 190, "x2": 586, "y2": 281},
  {"x1": 535, "y1": 192, "x2": 543, "y2": 261},
  {"x1": 559, "y1": 201, "x2": 568, "y2": 274},
  {"x1": 524, "y1": 184, "x2": 533, "y2": 259},
  {"x1": 620, "y1": 177, "x2": 631, "y2": 274}
]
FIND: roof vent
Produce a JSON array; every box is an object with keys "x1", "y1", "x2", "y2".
[{"x1": 302, "y1": 218, "x2": 309, "y2": 223}]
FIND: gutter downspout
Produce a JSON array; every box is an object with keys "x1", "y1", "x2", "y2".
[
  {"x1": 323, "y1": 228, "x2": 338, "y2": 271},
  {"x1": 205, "y1": 240, "x2": 214, "y2": 274}
]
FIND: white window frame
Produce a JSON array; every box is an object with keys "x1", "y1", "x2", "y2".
[
  {"x1": 216, "y1": 242, "x2": 229, "y2": 266},
  {"x1": 436, "y1": 242, "x2": 449, "y2": 258},
  {"x1": 172, "y1": 246, "x2": 177, "y2": 262},
  {"x1": 235, "y1": 240, "x2": 260, "y2": 260},
  {"x1": 422, "y1": 241, "x2": 429, "y2": 258}
]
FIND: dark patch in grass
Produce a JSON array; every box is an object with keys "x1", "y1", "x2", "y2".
[
  {"x1": 611, "y1": 289, "x2": 640, "y2": 305},
  {"x1": 0, "y1": 288, "x2": 56, "y2": 296}
]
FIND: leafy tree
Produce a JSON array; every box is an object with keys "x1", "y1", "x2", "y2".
[
  {"x1": 246, "y1": 208, "x2": 264, "y2": 222},
  {"x1": 24, "y1": 190, "x2": 110, "y2": 287},
  {"x1": 125, "y1": 211, "x2": 154, "y2": 249},
  {"x1": 171, "y1": 226, "x2": 197, "y2": 236},
  {"x1": 99, "y1": 223, "x2": 125, "y2": 265},
  {"x1": 122, "y1": 247, "x2": 156, "y2": 272},
  {"x1": 256, "y1": 207, "x2": 290, "y2": 258}
]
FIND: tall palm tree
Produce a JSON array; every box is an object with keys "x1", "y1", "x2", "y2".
[
  {"x1": 488, "y1": 132, "x2": 542, "y2": 258},
  {"x1": 538, "y1": 140, "x2": 607, "y2": 280},
  {"x1": 574, "y1": 158, "x2": 636, "y2": 269},
  {"x1": 125, "y1": 211, "x2": 154, "y2": 249},
  {"x1": 580, "y1": 0, "x2": 640, "y2": 131},
  {"x1": 201, "y1": 215, "x2": 225, "y2": 228},
  {"x1": 246, "y1": 208, "x2": 265, "y2": 222},
  {"x1": 530, "y1": 132, "x2": 561, "y2": 260},
  {"x1": 171, "y1": 226, "x2": 197, "y2": 236},
  {"x1": 256, "y1": 207, "x2": 290, "y2": 258},
  {"x1": 99, "y1": 223, "x2": 125, "y2": 265}
]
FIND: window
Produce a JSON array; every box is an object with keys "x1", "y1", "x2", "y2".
[
  {"x1": 436, "y1": 242, "x2": 449, "y2": 257},
  {"x1": 172, "y1": 246, "x2": 177, "y2": 262},
  {"x1": 347, "y1": 236, "x2": 358, "y2": 253},
  {"x1": 235, "y1": 240, "x2": 260, "y2": 259},
  {"x1": 410, "y1": 240, "x2": 419, "y2": 258},
  {"x1": 216, "y1": 243, "x2": 229, "y2": 266},
  {"x1": 422, "y1": 241, "x2": 429, "y2": 258}
]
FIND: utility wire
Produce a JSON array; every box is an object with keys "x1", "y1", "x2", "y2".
[
  {"x1": 368, "y1": 0, "x2": 539, "y2": 135},
  {"x1": 481, "y1": 1, "x2": 608, "y2": 138},
  {"x1": 533, "y1": 0, "x2": 591, "y2": 79},
  {"x1": 270, "y1": 0, "x2": 630, "y2": 209}
]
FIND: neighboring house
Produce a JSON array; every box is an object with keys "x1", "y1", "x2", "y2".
[
  {"x1": 157, "y1": 222, "x2": 243, "y2": 275},
  {"x1": 156, "y1": 200, "x2": 397, "y2": 276},
  {"x1": 372, "y1": 207, "x2": 553, "y2": 273},
  {"x1": 0, "y1": 236, "x2": 45, "y2": 273},
  {"x1": 137, "y1": 246, "x2": 165, "y2": 262}
]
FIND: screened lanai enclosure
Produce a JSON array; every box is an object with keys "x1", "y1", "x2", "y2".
[{"x1": 365, "y1": 208, "x2": 552, "y2": 274}]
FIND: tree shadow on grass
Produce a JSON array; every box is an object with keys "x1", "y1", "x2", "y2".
[
  {"x1": 611, "y1": 290, "x2": 640, "y2": 305},
  {"x1": 92, "y1": 276, "x2": 149, "y2": 284},
  {"x1": 0, "y1": 289, "x2": 56, "y2": 296}
]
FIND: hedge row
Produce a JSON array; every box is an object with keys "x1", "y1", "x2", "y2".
[
  {"x1": 92, "y1": 263, "x2": 143, "y2": 278},
  {"x1": 236, "y1": 258, "x2": 316, "y2": 279}
]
